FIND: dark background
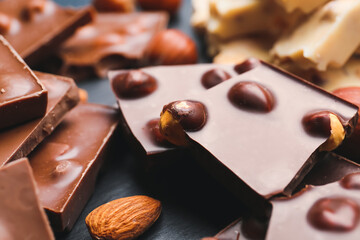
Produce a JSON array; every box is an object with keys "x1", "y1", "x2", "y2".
[{"x1": 54, "y1": 1, "x2": 242, "y2": 239}]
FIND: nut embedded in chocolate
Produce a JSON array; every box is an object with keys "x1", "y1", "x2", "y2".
[
  {"x1": 340, "y1": 173, "x2": 360, "y2": 190},
  {"x1": 234, "y1": 58, "x2": 260, "y2": 75},
  {"x1": 302, "y1": 111, "x2": 345, "y2": 151},
  {"x1": 162, "y1": 100, "x2": 207, "y2": 131},
  {"x1": 228, "y1": 81, "x2": 275, "y2": 112},
  {"x1": 111, "y1": 70, "x2": 157, "y2": 99},
  {"x1": 22, "y1": 0, "x2": 48, "y2": 21},
  {"x1": 307, "y1": 197, "x2": 360, "y2": 232},
  {"x1": 201, "y1": 68, "x2": 232, "y2": 89}
]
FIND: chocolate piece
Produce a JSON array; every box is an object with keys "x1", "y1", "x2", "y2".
[
  {"x1": 267, "y1": 174, "x2": 360, "y2": 239},
  {"x1": 29, "y1": 103, "x2": 119, "y2": 232},
  {"x1": 109, "y1": 64, "x2": 238, "y2": 166},
  {"x1": 0, "y1": 72, "x2": 79, "y2": 167},
  {"x1": 58, "y1": 12, "x2": 168, "y2": 79},
  {"x1": 0, "y1": 158, "x2": 54, "y2": 240},
  {"x1": 0, "y1": 0, "x2": 93, "y2": 65},
  {"x1": 168, "y1": 60, "x2": 357, "y2": 216},
  {"x1": 0, "y1": 36, "x2": 47, "y2": 129}
]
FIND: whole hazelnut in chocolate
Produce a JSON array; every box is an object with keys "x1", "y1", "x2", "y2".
[
  {"x1": 137, "y1": 0, "x2": 182, "y2": 15},
  {"x1": 333, "y1": 87, "x2": 360, "y2": 161},
  {"x1": 144, "y1": 29, "x2": 197, "y2": 66},
  {"x1": 234, "y1": 58, "x2": 260, "y2": 75},
  {"x1": 22, "y1": 0, "x2": 49, "y2": 21},
  {"x1": 145, "y1": 118, "x2": 172, "y2": 147},
  {"x1": 201, "y1": 68, "x2": 232, "y2": 89},
  {"x1": 340, "y1": 173, "x2": 360, "y2": 190},
  {"x1": 228, "y1": 81, "x2": 275, "y2": 112},
  {"x1": 160, "y1": 100, "x2": 207, "y2": 146},
  {"x1": 307, "y1": 197, "x2": 360, "y2": 232},
  {"x1": 111, "y1": 70, "x2": 157, "y2": 99}
]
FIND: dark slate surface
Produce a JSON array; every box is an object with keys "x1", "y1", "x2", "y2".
[{"x1": 54, "y1": 0, "x2": 243, "y2": 239}]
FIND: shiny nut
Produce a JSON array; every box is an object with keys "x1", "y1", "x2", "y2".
[
  {"x1": 111, "y1": 70, "x2": 157, "y2": 99},
  {"x1": 93, "y1": 0, "x2": 135, "y2": 12},
  {"x1": 228, "y1": 81, "x2": 275, "y2": 112},
  {"x1": 0, "y1": 13, "x2": 12, "y2": 34},
  {"x1": 144, "y1": 29, "x2": 197, "y2": 66},
  {"x1": 302, "y1": 111, "x2": 345, "y2": 151},
  {"x1": 201, "y1": 68, "x2": 232, "y2": 89},
  {"x1": 234, "y1": 58, "x2": 260, "y2": 75},
  {"x1": 86, "y1": 195, "x2": 161, "y2": 240},
  {"x1": 160, "y1": 100, "x2": 207, "y2": 146},
  {"x1": 137, "y1": 0, "x2": 182, "y2": 14},
  {"x1": 340, "y1": 173, "x2": 360, "y2": 190},
  {"x1": 307, "y1": 197, "x2": 360, "y2": 232}
]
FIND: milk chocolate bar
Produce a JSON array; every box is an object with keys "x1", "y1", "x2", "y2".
[
  {"x1": 272, "y1": 0, "x2": 360, "y2": 71},
  {"x1": 0, "y1": 36, "x2": 47, "y2": 129},
  {"x1": 109, "y1": 64, "x2": 238, "y2": 166},
  {"x1": 0, "y1": 72, "x2": 79, "y2": 167},
  {"x1": 0, "y1": 0, "x2": 93, "y2": 65},
  {"x1": 0, "y1": 158, "x2": 54, "y2": 240},
  {"x1": 57, "y1": 12, "x2": 168, "y2": 79},
  {"x1": 30, "y1": 103, "x2": 119, "y2": 232},
  {"x1": 267, "y1": 172, "x2": 360, "y2": 239},
  {"x1": 160, "y1": 60, "x2": 358, "y2": 217}
]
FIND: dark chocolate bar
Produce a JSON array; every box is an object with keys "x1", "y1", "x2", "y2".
[
  {"x1": 109, "y1": 64, "x2": 237, "y2": 166},
  {"x1": 29, "y1": 103, "x2": 119, "y2": 232},
  {"x1": 0, "y1": 0, "x2": 93, "y2": 65},
  {"x1": 0, "y1": 158, "x2": 54, "y2": 239},
  {"x1": 160, "y1": 60, "x2": 358, "y2": 217},
  {"x1": 0, "y1": 71, "x2": 79, "y2": 167},
  {"x1": 58, "y1": 12, "x2": 168, "y2": 79},
  {"x1": 267, "y1": 172, "x2": 360, "y2": 239},
  {"x1": 0, "y1": 35, "x2": 47, "y2": 129}
]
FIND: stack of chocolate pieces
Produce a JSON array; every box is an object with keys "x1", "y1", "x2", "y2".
[
  {"x1": 109, "y1": 58, "x2": 360, "y2": 239},
  {"x1": 0, "y1": 0, "x2": 126, "y2": 237}
]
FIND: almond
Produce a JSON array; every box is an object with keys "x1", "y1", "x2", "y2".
[{"x1": 85, "y1": 195, "x2": 161, "y2": 240}]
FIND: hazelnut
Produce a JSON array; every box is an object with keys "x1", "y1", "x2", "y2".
[
  {"x1": 302, "y1": 111, "x2": 345, "y2": 151},
  {"x1": 93, "y1": 0, "x2": 135, "y2": 13},
  {"x1": 137, "y1": 0, "x2": 182, "y2": 15},
  {"x1": 234, "y1": 58, "x2": 260, "y2": 75},
  {"x1": 159, "y1": 100, "x2": 207, "y2": 146},
  {"x1": 201, "y1": 68, "x2": 232, "y2": 89},
  {"x1": 78, "y1": 88, "x2": 88, "y2": 103},
  {"x1": 111, "y1": 70, "x2": 157, "y2": 99},
  {"x1": 144, "y1": 29, "x2": 197, "y2": 66},
  {"x1": 307, "y1": 197, "x2": 360, "y2": 232},
  {"x1": 340, "y1": 173, "x2": 360, "y2": 190},
  {"x1": 145, "y1": 118, "x2": 172, "y2": 147},
  {"x1": 228, "y1": 81, "x2": 275, "y2": 112}
]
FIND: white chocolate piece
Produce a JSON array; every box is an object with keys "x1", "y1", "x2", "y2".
[
  {"x1": 191, "y1": 0, "x2": 210, "y2": 32},
  {"x1": 275, "y1": 0, "x2": 329, "y2": 13},
  {"x1": 272, "y1": 0, "x2": 360, "y2": 71},
  {"x1": 207, "y1": 0, "x2": 302, "y2": 40},
  {"x1": 213, "y1": 37, "x2": 272, "y2": 64},
  {"x1": 319, "y1": 58, "x2": 360, "y2": 92}
]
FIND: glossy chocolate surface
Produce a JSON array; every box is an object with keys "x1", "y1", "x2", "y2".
[
  {"x1": 109, "y1": 64, "x2": 238, "y2": 159},
  {"x1": 267, "y1": 177, "x2": 360, "y2": 239},
  {"x1": 0, "y1": 158, "x2": 54, "y2": 240},
  {"x1": 185, "y1": 61, "x2": 358, "y2": 199},
  {"x1": 29, "y1": 103, "x2": 119, "y2": 232},
  {"x1": 0, "y1": 36, "x2": 47, "y2": 129},
  {"x1": 0, "y1": 0, "x2": 93, "y2": 65},
  {"x1": 0, "y1": 71, "x2": 79, "y2": 167},
  {"x1": 59, "y1": 12, "x2": 168, "y2": 78}
]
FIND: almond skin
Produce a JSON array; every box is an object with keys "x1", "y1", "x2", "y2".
[{"x1": 85, "y1": 195, "x2": 161, "y2": 240}]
